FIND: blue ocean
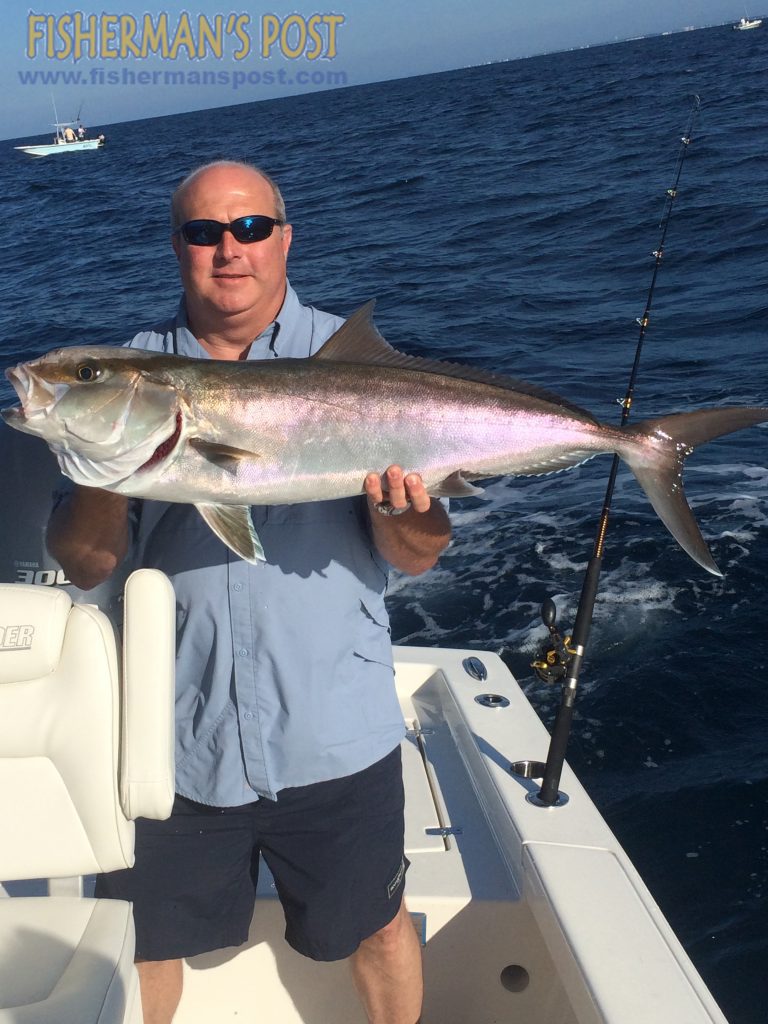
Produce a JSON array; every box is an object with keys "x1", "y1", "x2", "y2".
[{"x1": 1, "y1": 23, "x2": 766, "y2": 1021}]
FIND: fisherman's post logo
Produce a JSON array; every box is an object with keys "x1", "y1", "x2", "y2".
[
  {"x1": 26, "y1": 12, "x2": 345, "y2": 61},
  {"x1": 19, "y1": 11, "x2": 348, "y2": 93}
]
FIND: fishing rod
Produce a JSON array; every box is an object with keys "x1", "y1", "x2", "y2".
[{"x1": 531, "y1": 96, "x2": 701, "y2": 807}]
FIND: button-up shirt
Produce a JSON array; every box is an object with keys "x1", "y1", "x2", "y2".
[{"x1": 126, "y1": 283, "x2": 405, "y2": 804}]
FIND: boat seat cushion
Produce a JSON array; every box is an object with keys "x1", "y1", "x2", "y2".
[
  {"x1": 0, "y1": 587, "x2": 133, "y2": 881},
  {"x1": 0, "y1": 897, "x2": 142, "y2": 1024},
  {"x1": 0, "y1": 571, "x2": 176, "y2": 1024},
  {"x1": 0, "y1": 587, "x2": 72, "y2": 684},
  {"x1": 0, "y1": 571, "x2": 176, "y2": 882}
]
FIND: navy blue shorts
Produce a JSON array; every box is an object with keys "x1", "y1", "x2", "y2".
[{"x1": 95, "y1": 746, "x2": 407, "y2": 962}]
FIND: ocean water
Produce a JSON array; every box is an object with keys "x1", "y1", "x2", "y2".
[{"x1": 1, "y1": 22, "x2": 767, "y2": 1021}]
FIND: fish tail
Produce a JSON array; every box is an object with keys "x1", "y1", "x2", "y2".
[{"x1": 621, "y1": 407, "x2": 768, "y2": 577}]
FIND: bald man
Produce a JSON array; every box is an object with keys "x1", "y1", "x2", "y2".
[{"x1": 49, "y1": 161, "x2": 451, "y2": 1024}]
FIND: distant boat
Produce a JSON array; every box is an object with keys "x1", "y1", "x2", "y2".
[
  {"x1": 14, "y1": 97, "x2": 105, "y2": 158},
  {"x1": 733, "y1": 15, "x2": 762, "y2": 29},
  {"x1": 14, "y1": 121, "x2": 106, "y2": 158}
]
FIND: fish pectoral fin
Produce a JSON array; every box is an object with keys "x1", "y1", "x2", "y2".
[
  {"x1": 195, "y1": 503, "x2": 265, "y2": 564},
  {"x1": 429, "y1": 471, "x2": 485, "y2": 498},
  {"x1": 189, "y1": 438, "x2": 260, "y2": 474}
]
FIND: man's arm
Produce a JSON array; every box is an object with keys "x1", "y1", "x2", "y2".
[
  {"x1": 364, "y1": 465, "x2": 451, "y2": 575},
  {"x1": 47, "y1": 485, "x2": 130, "y2": 590}
]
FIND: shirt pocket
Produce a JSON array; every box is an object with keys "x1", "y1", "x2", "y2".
[{"x1": 352, "y1": 596, "x2": 393, "y2": 669}]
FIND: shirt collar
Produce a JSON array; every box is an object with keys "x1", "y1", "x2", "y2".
[{"x1": 174, "y1": 280, "x2": 305, "y2": 361}]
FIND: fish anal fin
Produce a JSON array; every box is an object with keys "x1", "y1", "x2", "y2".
[
  {"x1": 189, "y1": 438, "x2": 260, "y2": 474},
  {"x1": 429, "y1": 471, "x2": 485, "y2": 498},
  {"x1": 195, "y1": 503, "x2": 265, "y2": 563}
]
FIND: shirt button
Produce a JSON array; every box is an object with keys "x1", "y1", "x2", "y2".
[
  {"x1": 238, "y1": 648, "x2": 248, "y2": 657},
  {"x1": 243, "y1": 711, "x2": 254, "y2": 720},
  {"x1": 233, "y1": 583, "x2": 243, "y2": 591}
]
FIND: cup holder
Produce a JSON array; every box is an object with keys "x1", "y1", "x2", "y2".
[{"x1": 509, "y1": 759, "x2": 546, "y2": 780}]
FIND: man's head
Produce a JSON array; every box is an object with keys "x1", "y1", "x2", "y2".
[{"x1": 170, "y1": 161, "x2": 292, "y2": 344}]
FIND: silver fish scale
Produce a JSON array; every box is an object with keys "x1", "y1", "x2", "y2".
[{"x1": 134, "y1": 360, "x2": 615, "y2": 505}]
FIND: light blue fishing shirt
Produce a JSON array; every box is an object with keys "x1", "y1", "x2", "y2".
[{"x1": 125, "y1": 283, "x2": 405, "y2": 804}]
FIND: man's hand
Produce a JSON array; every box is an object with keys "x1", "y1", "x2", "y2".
[
  {"x1": 47, "y1": 485, "x2": 130, "y2": 590},
  {"x1": 364, "y1": 465, "x2": 432, "y2": 515},
  {"x1": 364, "y1": 465, "x2": 451, "y2": 575}
]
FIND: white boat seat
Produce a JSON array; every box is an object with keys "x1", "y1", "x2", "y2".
[{"x1": 0, "y1": 570, "x2": 176, "y2": 1024}]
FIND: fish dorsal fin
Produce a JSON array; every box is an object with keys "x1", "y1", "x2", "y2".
[
  {"x1": 313, "y1": 301, "x2": 597, "y2": 421},
  {"x1": 311, "y1": 300, "x2": 391, "y2": 362}
]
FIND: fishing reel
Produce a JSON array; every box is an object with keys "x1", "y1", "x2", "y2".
[{"x1": 531, "y1": 597, "x2": 574, "y2": 684}]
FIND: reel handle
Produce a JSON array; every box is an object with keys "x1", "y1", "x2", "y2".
[
  {"x1": 541, "y1": 596, "x2": 557, "y2": 630},
  {"x1": 531, "y1": 597, "x2": 572, "y2": 684}
]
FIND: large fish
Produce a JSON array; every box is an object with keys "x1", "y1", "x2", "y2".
[{"x1": 3, "y1": 303, "x2": 767, "y2": 573}]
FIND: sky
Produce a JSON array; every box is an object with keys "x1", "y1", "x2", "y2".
[{"x1": 1, "y1": 1, "x2": 756, "y2": 140}]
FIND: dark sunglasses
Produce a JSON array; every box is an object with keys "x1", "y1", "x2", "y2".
[{"x1": 176, "y1": 215, "x2": 284, "y2": 246}]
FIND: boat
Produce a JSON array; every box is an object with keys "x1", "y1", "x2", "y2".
[
  {"x1": 733, "y1": 15, "x2": 762, "y2": 28},
  {"x1": 14, "y1": 121, "x2": 105, "y2": 158},
  {"x1": 0, "y1": 569, "x2": 730, "y2": 1023},
  {"x1": 14, "y1": 97, "x2": 105, "y2": 158}
]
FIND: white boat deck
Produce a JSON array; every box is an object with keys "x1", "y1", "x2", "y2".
[{"x1": 175, "y1": 648, "x2": 728, "y2": 1024}]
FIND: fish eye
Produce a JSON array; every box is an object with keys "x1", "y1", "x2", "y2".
[{"x1": 76, "y1": 363, "x2": 101, "y2": 382}]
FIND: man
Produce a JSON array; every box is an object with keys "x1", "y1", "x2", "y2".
[{"x1": 48, "y1": 160, "x2": 451, "y2": 1024}]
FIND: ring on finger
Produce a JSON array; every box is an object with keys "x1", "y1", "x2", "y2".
[{"x1": 375, "y1": 500, "x2": 412, "y2": 516}]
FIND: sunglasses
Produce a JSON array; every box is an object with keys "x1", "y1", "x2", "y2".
[{"x1": 176, "y1": 215, "x2": 284, "y2": 246}]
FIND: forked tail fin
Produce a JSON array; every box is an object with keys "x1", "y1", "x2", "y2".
[{"x1": 621, "y1": 407, "x2": 768, "y2": 576}]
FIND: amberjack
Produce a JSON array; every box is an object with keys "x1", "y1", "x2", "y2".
[{"x1": 3, "y1": 302, "x2": 767, "y2": 572}]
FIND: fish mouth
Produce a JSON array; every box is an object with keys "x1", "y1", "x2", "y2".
[
  {"x1": 4, "y1": 365, "x2": 31, "y2": 412},
  {"x1": 138, "y1": 411, "x2": 183, "y2": 471},
  {"x1": 2, "y1": 364, "x2": 57, "y2": 422},
  {"x1": 4, "y1": 364, "x2": 27, "y2": 391},
  {"x1": 0, "y1": 406, "x2": 23, "y2": 427}
]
